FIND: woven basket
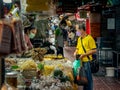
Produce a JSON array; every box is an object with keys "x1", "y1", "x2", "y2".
[{"x1": 22, "y1": 69, "x2": 37, "y2": 79}]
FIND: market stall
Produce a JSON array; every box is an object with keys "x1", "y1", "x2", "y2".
[
  {"x1": 0, "y1": 0, "x2": 79, "y2": 89},
  {"x1": 3, "y1": 48, "x2": 78, "y2": 90}
]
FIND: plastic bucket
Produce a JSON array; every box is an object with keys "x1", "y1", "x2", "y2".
[{"x1": 106, "y1": 67, "x2": 115, "y2": 77}]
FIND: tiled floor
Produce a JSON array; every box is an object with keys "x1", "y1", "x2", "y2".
[
  {"x1": 93, "y1": 77, "x2": 120, "y2": 90},
  {"x1": 64, "y1": 46, "x2": 120, "y2": 90}
]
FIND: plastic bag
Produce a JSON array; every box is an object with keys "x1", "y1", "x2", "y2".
[
  {"x1": 73, "y1": 60, "x2": 88, "y2": 86},
  {"x1": 72, "y1": 59, "x2": 81, "y2": 77},
  {"x1": 76, "y1": 67, "x2": 88, "y2": 85}
]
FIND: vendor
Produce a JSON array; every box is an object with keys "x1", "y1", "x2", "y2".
[
  {"x1": 24, "y1": 26, "x2": 37, "y2": 50},
  {"x1": 29, "y1": 26, "x2": 37, "y2": 44}
]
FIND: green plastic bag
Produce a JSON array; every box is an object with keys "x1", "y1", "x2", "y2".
[{"x1": 72, "y1": 59, "x2": 81, "y2": 77}]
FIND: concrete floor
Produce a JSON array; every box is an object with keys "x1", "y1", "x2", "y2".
[{"x1": 64, "y1": 46, "x2": 120, "y2": 90}]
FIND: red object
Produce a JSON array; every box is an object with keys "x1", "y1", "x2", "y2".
[
  {"x1": 75, "y1": 11, "x2": 80, "y2": 20},
  {"x1": 77, "y1": 75, "x2": 80, "y2": 80},
  {"x1": 86, "y1": 18, "x2": 91, "y2": 34}
]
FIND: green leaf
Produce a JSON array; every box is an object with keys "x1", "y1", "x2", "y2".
[
  {"x1": 11, "y1": 65, "x2": 19, "y2": 70},
  {"x1": 37, "y1": 63, "x2": 44, "y2": 70}
]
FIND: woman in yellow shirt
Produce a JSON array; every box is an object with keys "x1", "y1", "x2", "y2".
[{"x1": 74, "y1": 23, "x2": 97, "y2": 90}]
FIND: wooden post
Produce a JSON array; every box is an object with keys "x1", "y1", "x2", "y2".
[
  {"x1": 0, "y1": 0, "x2": 4, "y2": 18},
  {"x1": 0, "y1": 55, "x2": 5, "y2": 89},
  {"x1": 0, "y1": 56, "x2": 2, "y2": 89},
  {"x1": 0, "y1": 0, "x2": 5, "y2": 88}
]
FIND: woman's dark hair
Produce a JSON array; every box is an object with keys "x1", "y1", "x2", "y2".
[
  {"x1": 29, "y1": 26, "x2": 35, "y2": 30},
  {"x1": 24, "y1": 26, "x2": 30, "y2": 34},
  {"x1": 78, "y1": 23, "x2": 86, "y2": 31},
  {"x1": 24, "y1": 26, "x2": 36, "y2": 34}
]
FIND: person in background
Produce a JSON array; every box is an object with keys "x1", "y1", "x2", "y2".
[
  {"x1": 24, "y1": 26, "x2": 37, "y2": 50},
  {"x1": 63, "y1": 26, "x2": 68, "y2": 46},
  {"x1": 68, "y1": 30, "x2": 75, "y2": 46},
  {"x1": 55, "y1": 24, "x2": 64, "y2": 57},
  {"x1": 74, "y1": 23, "x2": 97, "y2": 90}
]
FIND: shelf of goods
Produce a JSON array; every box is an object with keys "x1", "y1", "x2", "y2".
[
  {"x1": 0, "y1": 18, "x2": 26, "y2": 89},
  {"x1": 97, "y1": 37, "x2": 113, "y2": 66},
  {"x1": 112, "y1": 51, "x2": 120, "y2": 78},
  {"x1": 98, "y1": 48, "x2": 113, "y2": 66}
]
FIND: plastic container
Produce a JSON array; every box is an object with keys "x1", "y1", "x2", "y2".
[
  {"x1": 106, "y1": 67, "x2": 115, "y2": 77},
  {"x1": 5, "y1": 71, "x2": 18, "y2": 87}
]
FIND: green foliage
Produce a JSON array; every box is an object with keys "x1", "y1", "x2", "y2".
[
  {"x1": 53, "y1": 69, "x2": 63, "y2": 77},
  {"x1": 37, "y1": 63, "x2": 44, "y2": 70},
  {"x1": 11, "y1": 65, "x2": 19, "y2": 70},
  {"x1": 53, "y1": 69, "x2": 70, "y2": 82}
]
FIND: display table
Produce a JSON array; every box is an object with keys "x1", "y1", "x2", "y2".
[{"x1": 3, "y1": 54, "x2": 78, "y2": 90}]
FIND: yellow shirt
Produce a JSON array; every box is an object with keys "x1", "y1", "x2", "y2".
[{"x1": 76, "y1": 35, "x2": 96, "y2": 62}]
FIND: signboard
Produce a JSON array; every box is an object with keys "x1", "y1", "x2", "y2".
[
  {"x1": 56, "y1": 0, "x2": 78, "y2": 14},
  {"x1": 107, "y1": 18, "x2": 115, "y2": 29}
]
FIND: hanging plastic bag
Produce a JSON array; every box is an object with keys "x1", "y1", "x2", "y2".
[
  {"x1": 72, "y1": 54, "x2": 81, "y2": 77},
  {"x1": 76, "y1": 66, "x2": 88, "y2": 86}
]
